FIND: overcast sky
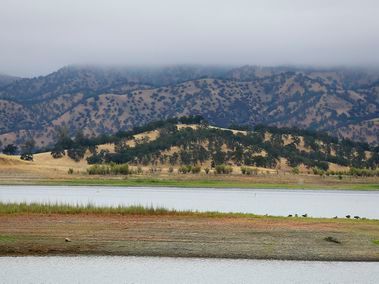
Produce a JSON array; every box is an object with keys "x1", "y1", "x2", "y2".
[{"x1": 1, "y1": 0, "x2": 379, "y2": 77}]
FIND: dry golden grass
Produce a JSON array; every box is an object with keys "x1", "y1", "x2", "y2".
[
  {"x1": 177, "y1": 124, "x2": 248, "y2": 135},
  {"x1": 97, "y1": 143, "x2": 115, "y2": 152},
  {"x1": 176, "y1": 124, "x2": 200, "y2": 131},
  {"x1": 328, "y1": 163, "x2": 350, "y2": 172},
  {"x1": 0, "y1": 155, "x2": 27, "y2": 166},
  {"x1": 0, "y1": 152, "x2": 89, "y2": 179},
  {"x1": 134, "y1": 129, "x2": 160, "y2": 141}
]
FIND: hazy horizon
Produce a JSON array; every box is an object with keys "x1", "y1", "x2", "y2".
[
  {"x1": 1, "y1": 0, "x2": 379, "y2": 77},
  {"x1": 5, "y1": 63, "x2": 379, "y2": 80}
]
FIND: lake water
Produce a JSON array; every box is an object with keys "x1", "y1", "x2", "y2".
[
  {"x1": 0, "y1": 185, "x2": 379, "y2": 218},
  {"x1": 0, "y1": 256, "x2": 378, "y2": 284},
  {"x1": 1, "y1": 187, "x2": 378, "y2": 282}
]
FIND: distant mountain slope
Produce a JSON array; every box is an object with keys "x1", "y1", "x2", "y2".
[
  {"x1": 0, "y1": 65, "x2": 378, "y2": 148},
  {"x1": 0, "y1": 74, "x2": 20, "y2": 87},
  {"x1": 0, "y1": 65, "x2": 228, "y2": 102}
]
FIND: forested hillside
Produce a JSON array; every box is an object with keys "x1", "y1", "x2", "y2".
[
  {"x1": 47, "y1": 117, "x2": 379, "y2": 174},
  {"x1": 1, "y1": 65, "x2": 378, "y2": 148}
]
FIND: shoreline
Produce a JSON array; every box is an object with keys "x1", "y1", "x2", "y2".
[
  {"x1": 1, "y1": 204, "x2": 379, "y2": 261},
  {"x1": 2, "y1": 251, "x2": 379, "y2": 262},
  {"x1": 2, "y1": 255, "x2": 379, "y2": 263},
  {"x1": 1, "y1": 176, "x2": 379, "y2": 191}
]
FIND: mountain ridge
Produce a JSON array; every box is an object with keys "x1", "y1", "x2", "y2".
[
  {"x1": 0, "y1": 65, "x2": 378, "y2": 148},
  {"x1": 0, "y1": 73, "x2": 20, "y2": 88}
]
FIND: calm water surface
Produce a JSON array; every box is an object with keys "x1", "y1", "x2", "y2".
[
  {"x1": 0, "y1": 256, "x2": 378, "y2": 284},
  {"x1": 0, "y1": 185, "x2": 379, "y2": 218}
]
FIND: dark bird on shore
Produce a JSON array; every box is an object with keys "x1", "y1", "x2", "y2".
[
  {"x1": 302, "y1": 214, "x2": 308, "y2": 218},
  {"x1": 288, "y1": 214, "x2": 293, "y2": 217},
  {"x1": 354, "y1": 216, "x2": 360, "y2": 219},
  {"x1": 346, "y1": 215, "x2": 351, "y2": 219}
]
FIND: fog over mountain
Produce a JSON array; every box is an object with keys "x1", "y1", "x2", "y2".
[
  {"x1": 1, "y1": 1, "x2": 379, "y2": 148},
  {"x1": 1, "y1": 0, "x2": 379, "y2": 77}
]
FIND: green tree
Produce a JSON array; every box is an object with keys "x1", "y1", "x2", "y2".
[
  {"x1": 180, "y1": 150, "x2": 192, "y2": 165},
  {"x1": 54, "y1": 126, "x2": 74, "y2": 149},
  {"x1": 3, "y1": 144, "x2": 18, "y2": 155},
  {"x1": 20, "y1": 139, "x2": 35, "y2": 161},
  {"x1": 67, "y1": 147, "x2": 86, "y2": 162}
]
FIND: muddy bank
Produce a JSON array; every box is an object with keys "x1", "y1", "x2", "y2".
[{"x1": 1, "y1": 213, "x2": 379, "y2": 261}]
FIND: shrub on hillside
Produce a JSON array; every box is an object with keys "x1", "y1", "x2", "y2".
[
  {"x1": 292, "y1": 166, "x2": 300, "y2": 175},
  {"x1": 87, "y1": 164, "x2": 111, "y2": 175},
  {"x1": 20, "y1": 153, "x2": 33, "y2": 161},
  {"x1": 87, "y1": 163, "x2": 129, "y2": 175},
  {"x1": 137, "y1": 166, "x2": 143, "y2": 174},
  {"x1": 111, "y1": 163, "x2": 129, "y2": 175},
  {"x1": 178, "y1": 165, "x2": 201, "y2": 174},
  {"x1": 191, "y1": 165, "x2": 201, "y2": 174},
  {"x1": 329, "y1": 168, "x2": 379, "y2": 177},
  {"x1": 312, "y1": 167, "x2": 325, "y2": 176},
  {"x1": 240, "y1": 166, "x2": 258, "y2": 175},
  {"x1": 179, "y1": 165, "x2": 192, "y2": 174},
  {"x1": 215, "y1": 164, "x2": 233, "y2": 174}
]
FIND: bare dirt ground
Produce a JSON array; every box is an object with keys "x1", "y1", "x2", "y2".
[{"x1": 1, "y1": 213, "x2": 379, "y2": 260}]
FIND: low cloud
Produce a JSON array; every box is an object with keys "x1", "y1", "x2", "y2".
[{"x1": 1, "y1": 0, "x2": 378, "y2": 77}]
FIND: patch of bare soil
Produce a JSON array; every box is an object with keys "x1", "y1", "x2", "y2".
[{"x1": 1, "y1": 214, "x2": 379, "y2": 260}]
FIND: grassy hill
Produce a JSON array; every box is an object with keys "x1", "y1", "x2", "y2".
[
  {"x1": 0, "y1": 65, "x2": 378, "y2": 148},
  {"x1": 11, "y1": 118, "x2": 379, "y2": 171},
  {"x1": 1, "y1": 118, "x2": 379, "y2": 190},
  {"x1": 83, "y1": 119, "x2": 379, "y2": 173}
]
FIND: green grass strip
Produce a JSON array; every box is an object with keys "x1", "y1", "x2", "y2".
[
  {"x1": 1, "y1": 202, "x2": 379, "y2": 225},
  {"x1": 32, "y1": 178, "x2": 379, "y2": 191}
]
